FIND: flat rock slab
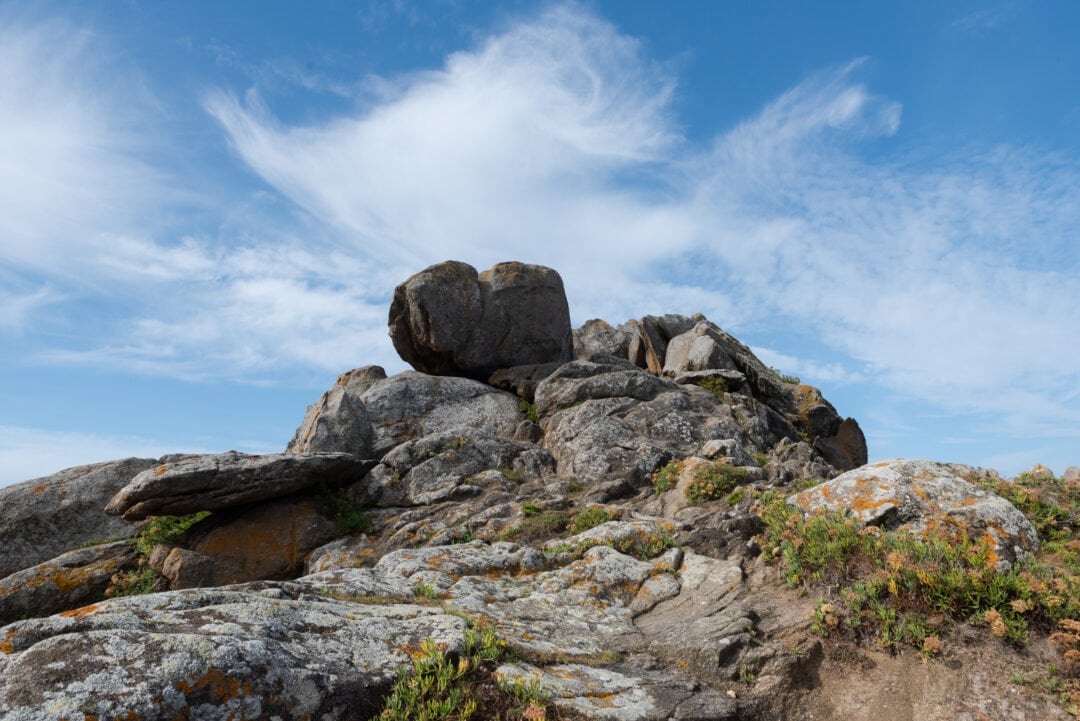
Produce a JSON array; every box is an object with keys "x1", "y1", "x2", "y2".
[
  {"x1": 106, "y1": 451, "x2": 374, "y2": 520},
  {"x1": 0, "y1": 587, "x2": 468, "y2": 720},
  {"x1": 788, "y1": 458, "x2": 1039, "y2": 570}
]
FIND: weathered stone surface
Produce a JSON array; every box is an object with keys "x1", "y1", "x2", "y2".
[
  {"x1": 0, "y1": 587, "x2": 469, "y2": 720},
  {"x1": 304, "y1": 536, "x2": 378, "y2": 574},
  {"x1": 286, "y1": 365, "x2": 385, "y2": 456},
  {"x1": 487, "y1": 361, "x2": 563, "y2": 402},
  {"x1": 359, "y1": 372, "x2": 523, "y2": 456},
  {"x1": 662, "y1": 322, "x2": 737, "y2": 377},
  {"x1": 573, "y1": 319, "x2": 635, "y2": 361},
  {"x1": 160, "y1": 497, "x2": 339, "y2": 588},
  {"x1": 0, "y1": 458, "x2": 155, "y2": 579},
  {"x1": 105, "y1": 451, "x2": 371, "y2": 520},
  {"x1": 540, "y1": 378, "x2": 754, "y2": 488},
  {"x1": 389, "y1": 260, "x2": 573, "y2": 379},
  {"x1": 0, "y1": 542, "x2": 137, "y2": 624},
  {"x1": 533, "y1": 360, "x2": 679, "y2": 418},
  {"x1": 814, "y1": 417, "x2": 868, "y2": 471},
  {"x1": 1065, "y1": 466, "x2": 1080, "y2": 483},
  {"x1": 627, "y1": 315, "x2": 700, "y2": 375},
  {"x1": 360, "y1": 429, "x2": 553, "y2": 507},
  {"x1": 789, "y1": 459, "x2": 1040, "y2": 570}
]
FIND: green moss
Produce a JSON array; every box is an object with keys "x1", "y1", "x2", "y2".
[
  {"x1": 569, "y1": 507, "x2": 613, "y2": 534},
  {"x1": 691, "y1": 375, "x2": 728, "y2": 399}
]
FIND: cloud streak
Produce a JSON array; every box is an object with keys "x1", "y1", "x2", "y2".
[{"x1": 2, "y1": 4, "x2": 1077, "y2": 476}]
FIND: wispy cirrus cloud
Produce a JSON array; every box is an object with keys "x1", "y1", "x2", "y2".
[{"x1": 2, "y1": 3, "x2": 1078, "y2": 477}]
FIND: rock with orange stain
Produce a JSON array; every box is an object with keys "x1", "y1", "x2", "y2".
[
  {"x1": 788, "y1": 459, "x2": 1039, "y2": 570},
  {"x1": 105, "y1": 451, "x2": 373, "y2": 520},
  {"x1": 160, "y1": 497, "x2": 338, "y2": 589},
  {"x1": 0, "y1": 542, "x2": 136, "y2": 624},
  {"x1": 0, "y1": 457, "x2": 157, "y2": 579},
  {"x1": 0, "y1": 583, "x2": 469, "y2": 719},
  {"x1": 389, "y1": 260, "x2": 573, "y2": 380}
]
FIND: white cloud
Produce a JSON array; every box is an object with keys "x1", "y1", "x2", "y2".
[
  {"x1": 0, "y1": 426, "x2": 213, "y2": 488},
  {"x1": 2, "y1": 4, "x2": 1078, "y2": 475}
]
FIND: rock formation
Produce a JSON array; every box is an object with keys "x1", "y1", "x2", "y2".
[{"x1": 0, "y1": 261, "x2": 1072, "y2": 721}]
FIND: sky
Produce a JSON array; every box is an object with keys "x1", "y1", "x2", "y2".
[{"x1": 1, "y1": 0, "x2": 1078, "y2": 486}]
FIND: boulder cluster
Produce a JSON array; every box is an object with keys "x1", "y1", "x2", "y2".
[{"x1": 0, "y1": 261, "x2": 1062, "y2": 720}]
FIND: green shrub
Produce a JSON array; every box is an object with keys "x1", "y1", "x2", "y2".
[
  {"x1": 692, "y1": 376, "x2": 728, "y2": 399},
  {"x1": 686, "y1": 463, "x2": 748, "y2": 504},
  {"x1": 378, "y1": 624, "x2": 560, "y2": 721},
  {"x1": 652, "y1": 461, "x2": 680, "y2": 494},
  {"x1": 570, "y1": 507, "x2": 612, "y2": 534},
  {"x1": 106, "y1": 568, "x2": 158, "y2": 598},
  {"x1": 518, "y1": 399, "x2": 539, "y2": 424},
  {"x1": 752, "y1": 485, "x2": 1080, "y2": 651},
  {"x1": 133, "y1": 512, "x2": 211, "y2": 557},
  {"x1": 521, "y1": 502, "x2": 543, "y2": 517}
]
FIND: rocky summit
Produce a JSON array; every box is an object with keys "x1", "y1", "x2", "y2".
[{"x1": 1, "y1": 260, "x2": 1078, "y2": 721}]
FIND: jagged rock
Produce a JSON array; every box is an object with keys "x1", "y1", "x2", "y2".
[
  {"x1": 0, "y1": 458, "x2": 156, "y2": 579},
  {"x1": 814, "y1": 417, "x2": 868, "y2": 471},
  {"x1": 0, "y1": 586, "x2": 469, "y2": 719},
  {"x1": 304, "y1": 536, "x2": 378, "y2": 574},
  {"x1": 533, "y1": 360, "x2": 679, "y2": 418},
  {"x1": 286, "y1": 365, "x2": 386, "y2": 456},
  {"x1": 626, "y1": 314, "x2": 701, "y2": 375},
  {"x1": 539, "y1": 372, "x2": 756, "y2": 488},
  {"x1": 0, "y1": 542, "x2": 137, "y2": 624},
  {"x1": 487, "y1": 361, "x2": 563, "y2": 401},
  {"x1": 573, "y1": 319, "x2": 635, "y2": 361},
  {"x1": 159, "y1": 497, "x2": 339, "y2": 588},
  {"x1": 674, "y1": 368, "x2": 751, "y2": 395},
  {"x1": 105, "y1": 451, "x2": 372, "y2": 520},
  {"x1": 662, "y1": 321, "x2": 738, "y2": 377},
  {"x1": 359, "y1": 429, "x2": 553, "y2": 507},
  {"x1": 360, "y1": 372, "x2": 523, "y2": 456},
  {"x1": 389, "y1": 260, "x2": 573, "y2": 379},
  {"x1": 762, "y1": 438, "x2": 838, "y2": 486},
  {"x1": 789, "y1": 459, "x2": 1040, "y2": 570}
]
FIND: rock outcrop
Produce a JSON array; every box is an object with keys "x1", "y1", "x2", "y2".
[
  {"x1": 2, "y1": 260, "x2": 1068, "y2": 721},
  {"x1": 0, "y1": 457, "x2": 157, "y2": 579},
  {"x1": 389, "y1": 261, "x2": 573, "y2": 379},
  {"x1": 788, "y1": 459, "x2": 1040, "y2": 570}
]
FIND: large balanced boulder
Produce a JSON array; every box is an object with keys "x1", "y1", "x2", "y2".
[
  {"x1": 389, "y1": 260, "x2": 573, "y2": 379},
  {"x1": 788, "y1": 459, "x2": 1039, "y2": 570},
  {"x1": 0, "y1": 458, "x2": 157, "y2": 579},
  {"x1": 105, "y1": 451, "x2": 372, "y2": 520}
]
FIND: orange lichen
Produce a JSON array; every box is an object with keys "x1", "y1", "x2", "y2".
[
  {"x1": 1, "y1": 630, "x2": 16, "y2": 654},
  {"x1": 60, "y1": 604, "x2": 100, "y2": 619},
  {"x1": 153, "y1": 465, "x2": 169, "y2": 477},
  {"x1": 175, "y1": 668, "x2": 253, "y2": 702},
  {"x1": 33, "y1": 483, "x2": 49, "y2": 494}
]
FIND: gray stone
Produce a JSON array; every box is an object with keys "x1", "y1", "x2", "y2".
[
  {"x1": 0, "y1": 586, "x2": 469, "y2": 719},
  {"x1": 533, "y1": 360, "x2": 679, "y2": 418},
  {"x1": 389, "y1": 260, "x2": 573, "y2": 379},
  {"x1": 1064, "y1": 466, "x2": 1080, "y2": 483},
  {"x1": 161, "y1": 497, "x2": 340, "y2": 588},
  {"x1": 105, "y1": 451, "x2": 372, "y2": 520},
  {"x1": 814, "y1": 417, "x2": 868, "y2": 471},
  {"x1": 359, "y1": 372, "x2": 523, "y2": 456},
  {"x1": 662, "y1": 322, "x2": 737, "y2": 377},
  {"x1": 487, "y1": 361, "x2": 563, "y2": 401},
  {"x1": 286, "y1": 365, "x2": 385, "y2": 456},
  {"x1": 362, "y1": 430, "x2": 553, "y2": 507},
  {"x1": 573, "y1": 319, "x2": 634, "y2": 361},
  {"x1": 788, "y1": 459, "x2": 1040, "y2": 570},
  {"x1": 0, "y1": 542, "x2": 137, "y2": 624},
  {"x1": 0, "y1": 458, "x2": 155, "y2": 579}
]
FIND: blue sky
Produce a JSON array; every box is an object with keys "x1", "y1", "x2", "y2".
[{"x1": 2, "y1": 1, "x2": 1078, "y2": 486}]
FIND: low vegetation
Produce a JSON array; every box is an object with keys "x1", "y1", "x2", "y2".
[
  {"x1": 377, "y1": 623, "x2": 580, "y2": 721},
  {"x1": 754, "y1": 472, "x2": 1080, "y2": 680},
  {"x1": 686, "y1": 463, "x2": 748, "y2": 505},
  {"x1": 691, "y1": 375, "x2": 727, "y2": 400},
  {"x1": 569, "y1": 507, "x2": 612, "y2": 534},
  {"x1": 132, "y1": 511, "x2": 211, "y2": 557}
]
